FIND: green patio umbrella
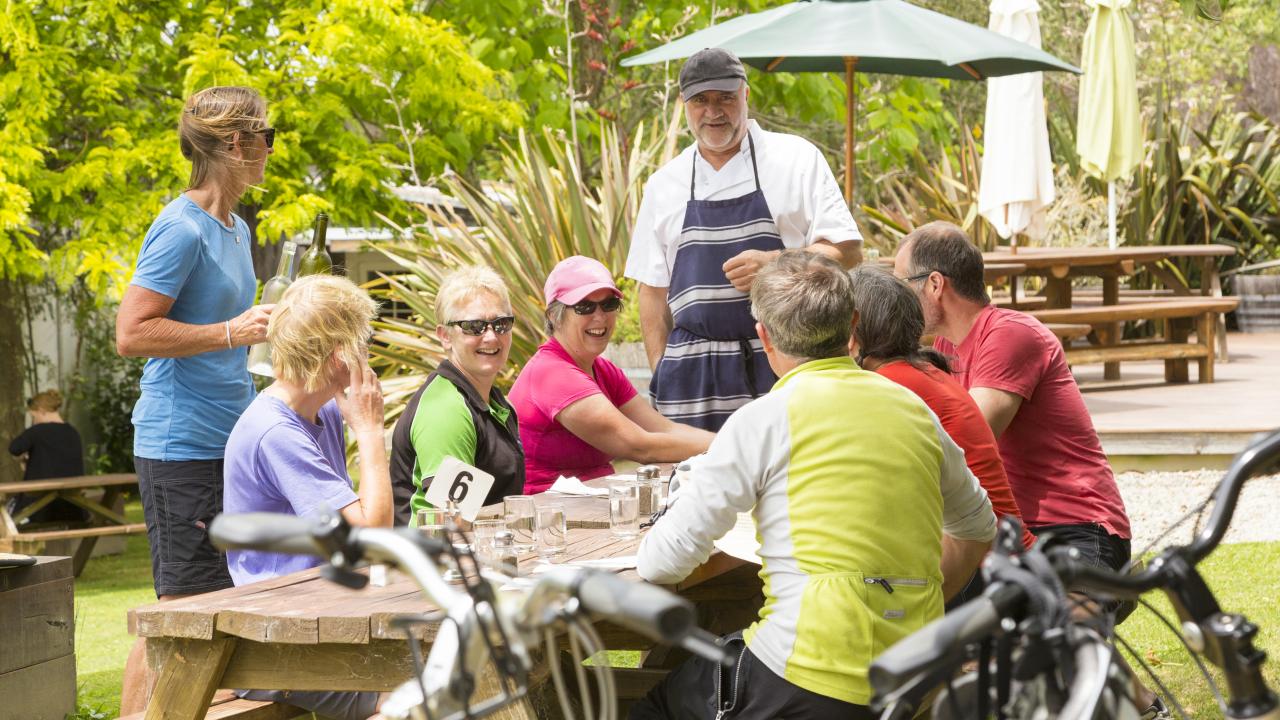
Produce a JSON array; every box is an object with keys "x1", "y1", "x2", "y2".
[
  {"x1": 1075, "y1": 0, "x2": 1141, "y2": 249},
  {"x1": 620, "y1": 0, "x2": 1080, "y2": 203}
]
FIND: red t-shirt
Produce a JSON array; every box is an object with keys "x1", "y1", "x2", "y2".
[
  {"x1": 508, "y1": 337, "x2": 639, "y2": 494},
  {"x1": 934, "y1": 306, "x2": 1130, "y2": 539},
  {"x1": 876, "y1": 360, "x2": 1036, "y2": 549}
]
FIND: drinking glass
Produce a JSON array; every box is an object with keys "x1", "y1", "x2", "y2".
[
  {"x1": 609, "y1": 480, "x2": 641, "y2": 539},
  {"x1": 417, "y1": 507, "x2": 461, "y2": 581},
  {"x1": 535, "y1": 502, "x2": 567, "y2": 559},
  {"x1": 504, "y1": 495, "x2": 536, "y2": 551},
  {"x1": 471, "y1": 518, "x2": 506, "y2": 568}
]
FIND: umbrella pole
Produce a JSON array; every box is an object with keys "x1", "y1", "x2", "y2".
[
  {"x1": 844, "y1": 56, "x2": 858, "y2": 206},
  {"x1": 1107, "y1": 180, "x2": 1118, "y2": 249}
]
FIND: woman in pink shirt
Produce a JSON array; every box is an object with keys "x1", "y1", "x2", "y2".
[{"x1": 509, "y1": 257, "x2": 715, "y2": 493}]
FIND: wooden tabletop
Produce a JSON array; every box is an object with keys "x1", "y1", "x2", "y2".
[
  {"x1": 0, "y1": 473, "x2": 137, "y2": 494},
  {"x1": 130, "y1": 524, "x2": 750, "y2": 646},
  {"x1": 982, "y1": 244, "x2": 1235, "y2": 269}
]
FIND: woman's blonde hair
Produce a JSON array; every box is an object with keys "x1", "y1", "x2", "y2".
[
  {"x1": 434, "y1": 266, "x2": 511, "y2": 324},
  {"x1": 28, "y1": 389, "x2": 63, "y2": 413},
  {"x1": 180, "y1": 86, "x2": 268, "y2": 190},
  {"x1": 269, "y1": 275, "x2": 380, "y2": 393}
]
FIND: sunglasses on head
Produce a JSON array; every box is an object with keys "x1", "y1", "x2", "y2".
[
  {"x1": 570, "y1": 296, "x2": 623, "y2": 315},
  {"x1": 447, "y1": 316, "x2": 515, "y2": 336}
]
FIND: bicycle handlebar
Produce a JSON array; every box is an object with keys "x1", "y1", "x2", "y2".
[{"x1": 210, "y1": 512, "x2": 335, "y2": 556}]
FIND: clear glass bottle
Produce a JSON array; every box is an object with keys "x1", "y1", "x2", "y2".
[
  {"x1": 297, "y1": 212, "x2": 333, "y2": 275},
  {"x1": 246, "y1": 240, "x2": 299, "y2": 377}
]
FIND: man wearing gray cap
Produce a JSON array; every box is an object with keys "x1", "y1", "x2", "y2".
[{"x1": 625, "y1": 47, "x2": 862, "y2": 432}]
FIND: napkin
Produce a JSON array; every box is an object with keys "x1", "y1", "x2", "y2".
[{"x1": 546, "y1": 474, "x2": 609, "y2": 497}]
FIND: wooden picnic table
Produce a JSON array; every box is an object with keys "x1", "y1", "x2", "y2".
[
  {"x1": 0, "y1": 473, "x2": 143, "y2": 575},
  {"x1": 129, "y1": 501, "x2": 760, "y2": 720},
  {"x1": 983, "y1": 244, "x2": 1235, "y2": 309},
  {"x1": 984, "y1": 245, "x2": 1237, "y2": 381}
]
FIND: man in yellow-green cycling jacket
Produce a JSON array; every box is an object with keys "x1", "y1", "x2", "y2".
[{"x1": 634, "y1": 250, "x2": 997, "y2": 719}]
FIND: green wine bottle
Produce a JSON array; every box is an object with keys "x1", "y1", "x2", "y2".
[{"x1": 297, "y1": 212, "x2": 333, "y2": 275}]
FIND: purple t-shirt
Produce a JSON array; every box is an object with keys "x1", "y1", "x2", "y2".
[{"x1": 223, "y1": 394, "x2": 358, "y2": 585}]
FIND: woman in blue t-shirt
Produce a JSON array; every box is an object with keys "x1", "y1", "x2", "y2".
[{"x1": 115, "y1": 86, "x2": 277, "y2": 714}]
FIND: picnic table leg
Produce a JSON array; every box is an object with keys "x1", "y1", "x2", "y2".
[
  {"x1": 1044, "y1": 271, "x2": 1072, "y2": 309},
  {"x1": 1164, "y1": 319, "x2": 1191, "y2": 383},
  {"x1": 1102, "y1": 275, "x2": 1121, "y2": 380},
  {"x1": 69, "y1": 487, "x2": 124, "y2": 575},
  {"x1": 144, "y1": 636, "x2": 237, "y2": 720},
  {"x1": 1197, "y1": 312, "x2": 1217, "y2": 383},
  {"x1": 1203, "y1": 256, "x2": 1229, "y2": 364}
]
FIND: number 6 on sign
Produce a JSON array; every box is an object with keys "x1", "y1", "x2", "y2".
[{"x1": 424, "y1": 456, "x2": 495, "y2": 521}]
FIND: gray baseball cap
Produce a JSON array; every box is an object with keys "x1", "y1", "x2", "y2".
[{"x1": 679, "y1": 48, "x2": 748, "y2": 101}]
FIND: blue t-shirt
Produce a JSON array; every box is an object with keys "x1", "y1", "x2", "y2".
[
  {"x1": 130, "y1": 194, "x2": 257, "y2": 460},
  {"x1": 223, "y1": 394, "x2": 359, "y2": 586}
]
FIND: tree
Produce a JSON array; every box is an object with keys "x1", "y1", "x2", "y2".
[{"x1": 0, "y1": 0, "x2": 520, "y2": 476}]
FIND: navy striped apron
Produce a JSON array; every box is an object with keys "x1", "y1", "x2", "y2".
[{"x1": 650, "y1": 134, "x2": 784, "y2": 431}]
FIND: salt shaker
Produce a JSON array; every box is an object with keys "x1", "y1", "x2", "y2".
[
  {"x1": 636, "y1": 464, "x2": 662, "y2": 515},
  {"x1": 494, "y1": 530, "x2": 519, "y2": 576}
]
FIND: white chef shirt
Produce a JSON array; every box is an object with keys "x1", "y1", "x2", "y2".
[{"x1": 625, "y1": 119, "x2": 862, "y2": 288}]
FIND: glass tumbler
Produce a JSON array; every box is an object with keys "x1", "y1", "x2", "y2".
[
  {"x1": 471, "y1": 518, "x2": 506, "y2": 568},
  {"x1": 504, "y1": 495, "x2": 536, "y2": 552},
  {"x1": 609, "y1": 480, "x2": 642, "y2": 539},
  {"x1": 535, "y1": 502, "x2": 567, "y2": 560}
]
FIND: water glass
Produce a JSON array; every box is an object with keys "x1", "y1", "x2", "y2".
[
  {"x1": 416, "y1": 507, "x2": 461, "y2": 581},
  {"x1": 504, "y1": 495, "x2": 536, "y2": 551},
  {"x1": 609, "y1": 480, "x2": 641, "y2": 539},
  {"x1": 471, "y1": 518, "x2": 506, "y2": 568},
  {"x1": 535, "y1": 502, "x2": 567, "y2": 559}
]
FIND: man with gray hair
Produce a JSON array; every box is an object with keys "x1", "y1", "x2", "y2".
[
  {"x1": 625, "y1": 47, "x2": 863, "y2": 432},
  {"x1": 633, "y1": 250, "x2": 995, "y2": 719}
]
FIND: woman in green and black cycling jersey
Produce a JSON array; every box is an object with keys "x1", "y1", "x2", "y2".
[{"x1": 390, "y1": 266, "x2": 525, "y2": 525}]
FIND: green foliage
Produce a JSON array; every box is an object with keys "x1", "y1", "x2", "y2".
[
  {"x1": 367, "y1": 121, "x2": 676, "y2": 421},
  {"x1": 859, "y1": 127, "x2": 997, "y2": 252},
  {"x1": 1123, "y1": 99, "x2": 1280, "y2": 281},
  {"x1": 70, "y1": 301, "x2": 143, "y2": 474},
  {"x1": 1, "y1": 0, "x2": 519, "y2": 299}
]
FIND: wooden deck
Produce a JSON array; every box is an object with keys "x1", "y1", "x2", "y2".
[{"x1": 1080, "y1": 332, "x2": 1280, "y2": 468}]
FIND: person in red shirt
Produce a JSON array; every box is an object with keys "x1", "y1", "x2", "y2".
[
  {"x1": 848, "y1": 265, "x2": 1035, "y2": 554},
  {"x1": 892, "y1": 221, "x2": 1162, "y2": 717}
]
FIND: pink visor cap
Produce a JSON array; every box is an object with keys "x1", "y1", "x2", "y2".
[{"x1": 544, "y1": 256, "x2": 623, "y2": 306}]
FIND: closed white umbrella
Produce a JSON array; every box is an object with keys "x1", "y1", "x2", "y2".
[{"x1": 978, "y1": 0, "x2": 1055, "y2": 249}]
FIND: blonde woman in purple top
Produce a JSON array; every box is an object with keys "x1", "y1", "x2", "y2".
[{"x1": 221, "y1": 274, "x2": 388, "y2": 720}]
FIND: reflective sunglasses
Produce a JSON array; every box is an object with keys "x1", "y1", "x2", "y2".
[
  {"x1": 570, "y1": 296, "x2": 623, "y2": 315},
  {"x1": 253, "y1": 127, "x2": 276, "y2": 149},
  {"x1": 447, "y1": 316, "x2": 515, "y2": 336}
]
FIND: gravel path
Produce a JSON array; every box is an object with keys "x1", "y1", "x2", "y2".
[{"x1": 1115, "y1": 470, "x2": 1280, "y2": 551}]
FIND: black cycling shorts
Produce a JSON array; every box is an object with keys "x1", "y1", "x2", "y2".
[{"x1": 136, "y1": 457, "x2": 234, "y2": 597}]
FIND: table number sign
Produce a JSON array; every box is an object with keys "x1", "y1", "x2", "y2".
[{"x1": 424, "y1": 456, "x2": 495, "y2": 521}]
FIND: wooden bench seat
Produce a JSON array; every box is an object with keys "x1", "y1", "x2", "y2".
[
  {"x1": 119, "y1": 696, "x2": 304, "y2": 720},
  {"x1": 12, "y1": 522, "x2": 148, "y2": 543},
  {"x1": 1028, "y1": 298, "x2": 1239, "y2": 382},
  {"x1": 992, "y1": 293, "x2": 1048, "y2": 310}
]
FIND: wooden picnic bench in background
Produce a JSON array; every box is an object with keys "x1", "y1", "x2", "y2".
[
  {"x1": 0, "y1": 473, "x2": 144, "y2": 575},
  {"x1": 1030, "y1": 297, "x2": 1240, "y2": 383},
  {"x1": 984, "y1": 244, "x2": 1237, "y2": 381}
]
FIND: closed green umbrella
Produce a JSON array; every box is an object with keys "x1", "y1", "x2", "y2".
[
  {"x1": 1075, "y1": 0, "x2": 1141, "y2": 249},
  {"x1": 621, "y1": 0, "x2": 1079, "y2": 202}
]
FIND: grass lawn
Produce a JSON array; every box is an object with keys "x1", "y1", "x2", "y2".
[{"x1": 71, "y1": 502, "x2": 1277, "y2": 718}]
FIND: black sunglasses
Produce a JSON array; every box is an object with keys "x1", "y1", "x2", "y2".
[
  {"x1": 252, "y1": 127, "x2": 276, "y2": 149},
  {"x1": 447, "y1": 316, "x2": 515, "y2": 336},
  {"x1": 571, "y1": 296, "x2": 623, "y2": 315},
  {"x1": 905, "y1": 269, "x2": 944, "y2": 283}
]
